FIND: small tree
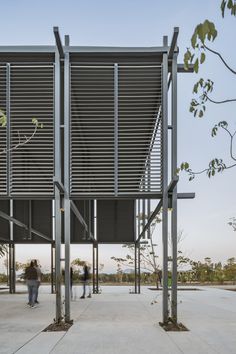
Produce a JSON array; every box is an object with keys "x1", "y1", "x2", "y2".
[
  {"x1": 0, "y1": 113, "x2": 43, "y2": 258},
  {"x1": 178, "y1": 2, "x2": 236, "y2": 179},
  {"x1": 111, "y1": 212, "x2": 161, "y2": 288}
]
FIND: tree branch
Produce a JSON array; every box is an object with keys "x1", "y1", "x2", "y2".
[
  {"x1": 204, "y1": 93, "x2": 236, "y2": 105},
  {"x1": 0, "y1": 124, "x2": 38, "y2": 155},
  {"x1": 221, "y1": 126, "x2": 236, "y2": 161},
  {"x1": 203, "y1": 44, "x2": 236, "y2": 75}
]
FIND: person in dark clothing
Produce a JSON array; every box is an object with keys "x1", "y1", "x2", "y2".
[
  {"x1": 80, "y1": 263, "x2": 91, "y2": 299},
  {"x1": 24, "y1": 260, "x2": 38, "y2": 308},
  {"x1": 33, "y1": 259, "x2": 42, "y2": 304}
]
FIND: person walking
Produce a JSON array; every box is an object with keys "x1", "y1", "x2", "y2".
[
  {"x1": 33, "y1": 260, "x2": 42, "y2": 304},
  {"x1": 24, "y1": 260, "x2": 38, "y2": 308},
  {"x1": 80, "y1": 263, "x2": 91, "y2": 299}
]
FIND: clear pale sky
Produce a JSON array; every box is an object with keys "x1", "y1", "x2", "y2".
[{"x1": 0, "y1": 0, "x2": 235, "y2": 273}]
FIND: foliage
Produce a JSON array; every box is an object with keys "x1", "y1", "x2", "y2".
[
  {"x1": 0, "y1": 244, "x2": 8, "y2": 258},
  {"x1": 179, "y1": 3, "x2": 236, "y2": 181},
  {"x1": 71, "y1": 258, "x2": 85, "y2": 267},
  {"x1": 0, "y1": 110, "x2": 7, "y2": 127},
  {"x1": 0, "y1": 117, "x2": 43, "y2": 155},
  {"x1": 228, "y1": 217, "x2": 236, "y2": 231}
]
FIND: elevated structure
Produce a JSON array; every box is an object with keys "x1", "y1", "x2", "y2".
[{"x1": 0, "y1": 27, "x2": 194, "y2": 325}]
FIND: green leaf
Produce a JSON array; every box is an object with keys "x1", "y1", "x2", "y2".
[
  {"x1": 193, "y1": 58, "x2": 199, "y2": 73},
  {"x1": 32, "y1": 117, "x2": 38, "y2": 126},
  {"x1": 198, "y1": 110, "x2": 203, "y2": 118},
  {"x1": 191, "y1": 32, "x2": 197, "y2": 48},
  {"x1": 227, "y1": 0, "x2": 233, "y2": 9},
  {"x1": 197, "y1": 24, "x2": 205, "y2": 43},
  {"x1": 184, "y1": 162, "x2": 189, "y2": 169},
  {"x1": 193, "y1": 82, "x2": 199, "y2": 93},
  {"x1": 221, "y1": 0, "x2": 226, "y2": 17},
  {"x1": 200, "y1": 52, "x2": 206, "y2": 64},
  {"x1": 0, "y1": 110, "x2": 7, "y2": 127}
]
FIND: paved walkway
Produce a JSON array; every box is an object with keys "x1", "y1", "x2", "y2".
[{"x1": 0, "y1": 286, "x2": 236, "y2": 354}]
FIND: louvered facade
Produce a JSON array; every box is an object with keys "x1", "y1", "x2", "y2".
[
  {"x1": 70, "y1": 63, "x2": 162, "y2": 198},
  {"x1": 0, "y1": 65, "x2": 7, "y2": 195},
  {"x1": 0, "y1": 63, "x2": 54, "y2": 197}
]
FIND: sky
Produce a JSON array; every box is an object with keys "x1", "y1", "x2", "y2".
[{"x1": 0, "y1": 0, "x2": 235, "y2": 273}]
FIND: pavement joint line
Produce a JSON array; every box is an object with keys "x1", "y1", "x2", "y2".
[
  {"x1": 49, "y1": 299, "x2": 94, "y2": 353},
  {"x1": 49, "y1": 331, "x2": 67, "y2": 354},
  {"x1": 13, "y1": 327, "x2": 44, "y2": 354}
]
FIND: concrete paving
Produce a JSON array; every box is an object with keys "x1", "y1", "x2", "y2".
[{"x1": 0, "y1": 285, "x2": 236, "y2": 354}]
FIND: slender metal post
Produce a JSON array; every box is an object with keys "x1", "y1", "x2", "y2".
[
  {"x1": 138, "y1": 243, "x2": 141, "y2": 294},
  {"x1": 64, "y1": 34, "x2": 71, "y2": 323},
  {"x1": 171, "y1": 52, "x2": 178, "y2": 323},
  {"x1": 9, "y1": 199, "x2": 15, "y2": 293},
  {"x1": 147, "y1": 162, "x2": 151, "y2": 239},
  {"x1": 134, "y1": 243, "x2": 137, "y2": 293},
  {"x1": 92, "y1": 243, "x2": 96, "y2": 294},
  {"x1": 8, "y1": 243, "x2": 11, "y2": 293},
  {"x1": 9, "y1": 244, "x2": 15, "y2": 294},
  {"x1": 162, "y1": 36, "x2": 169, "y2": 324},
  {"x1": 54, "y1": 47, "x2": 62, "y2": 323},
  {"x1": 51, "y1": 243, "x2": 55, "y2": 294},
  {"x1": 29, "y1": 200, "x2": 32, "y2": 240},
  {"x1": 96, "y1": 244, "x2": 99, "y2": 293},
  {"x1": 142, "y1": 199, "x2": 146, "y2": 239}
]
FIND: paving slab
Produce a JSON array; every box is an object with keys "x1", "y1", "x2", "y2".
[{"x1": 0, "y1": 285, "x2": 236, "y2": 354}]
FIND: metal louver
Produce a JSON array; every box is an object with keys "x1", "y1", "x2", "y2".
[
  {"x1": 9, "y1": 64, "x2": 55, "y2": 197},
  {"x1": 70, "y1": 63, "x2": 162, "y2": 198},
  {"x1": 0, "y1": 65, "x2": 7, "y2": 195}
]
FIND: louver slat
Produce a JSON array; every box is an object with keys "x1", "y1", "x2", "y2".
[
  {"x1": 0, "y1": 65, "x2": 7, "y2": 195},
  {"x1": 70, "y1": 63, "x2": 162, "y2": 198},
  {"x1": 10, "y1": 65, "x2": 54, "y2": 197}
]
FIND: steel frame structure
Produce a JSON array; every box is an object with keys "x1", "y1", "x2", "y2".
[{"x1": 0, "y1": 27, "x2": 194, "y2": 326}]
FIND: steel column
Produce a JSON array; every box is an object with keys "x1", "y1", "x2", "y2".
[
  {"x1": 162, "y1": 36, "x2": 169, "y2": 324},
  {"x1": 51, "y1": 243, "x2": 55, "y2": 294},
  {"x1": 96, "y1": 243, "x2": 99, "y2": 292},
  {"x1": 138, "y1": 243, "x2": 141, "y2": 294},
  {"x1": 134, "y1": 243, "x2": 137, "y2": 293},
  {"x1": 64, "y1": 34, "x2": 71, "y2": 323},
  {"x1": 9, "y1": 244, "x2": 15, "y2": 294},
  {"x1": 92, "y1": 243, "x2": 96, "y2": 294},
  {"x1": 54, "y1": 47, "x2": 62, "y2": 323},
  {"x1": 171, "y1": 52, "x2": 178, "y2": 323}
]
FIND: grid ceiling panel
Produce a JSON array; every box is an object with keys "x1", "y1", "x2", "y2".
[
  {"x1": 70, "y1": 63, "x2": 162, "y2": 198},
  {"x1": 10, "y1": 64, "x2": 55, "y2": 196},
  {"x1": 0, "y1": 65, "x2": 7, "y2": 195}
]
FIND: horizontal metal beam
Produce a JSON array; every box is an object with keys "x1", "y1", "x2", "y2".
[
  {"x1": 0, "y1": 45, "x2": 169, "y2": 54},
  {"x1": 0, "y1": 46, "x2": 56, "y2": 53},
  {"x1": 0, "y1": 210, "x2": 52, "y2": 242},
  {"x1": 177, "y1": 64, "x2": 194, "y2": 73},
  {"x1": 176, "y1": 192, "x2": 195, "y2": 199}
]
